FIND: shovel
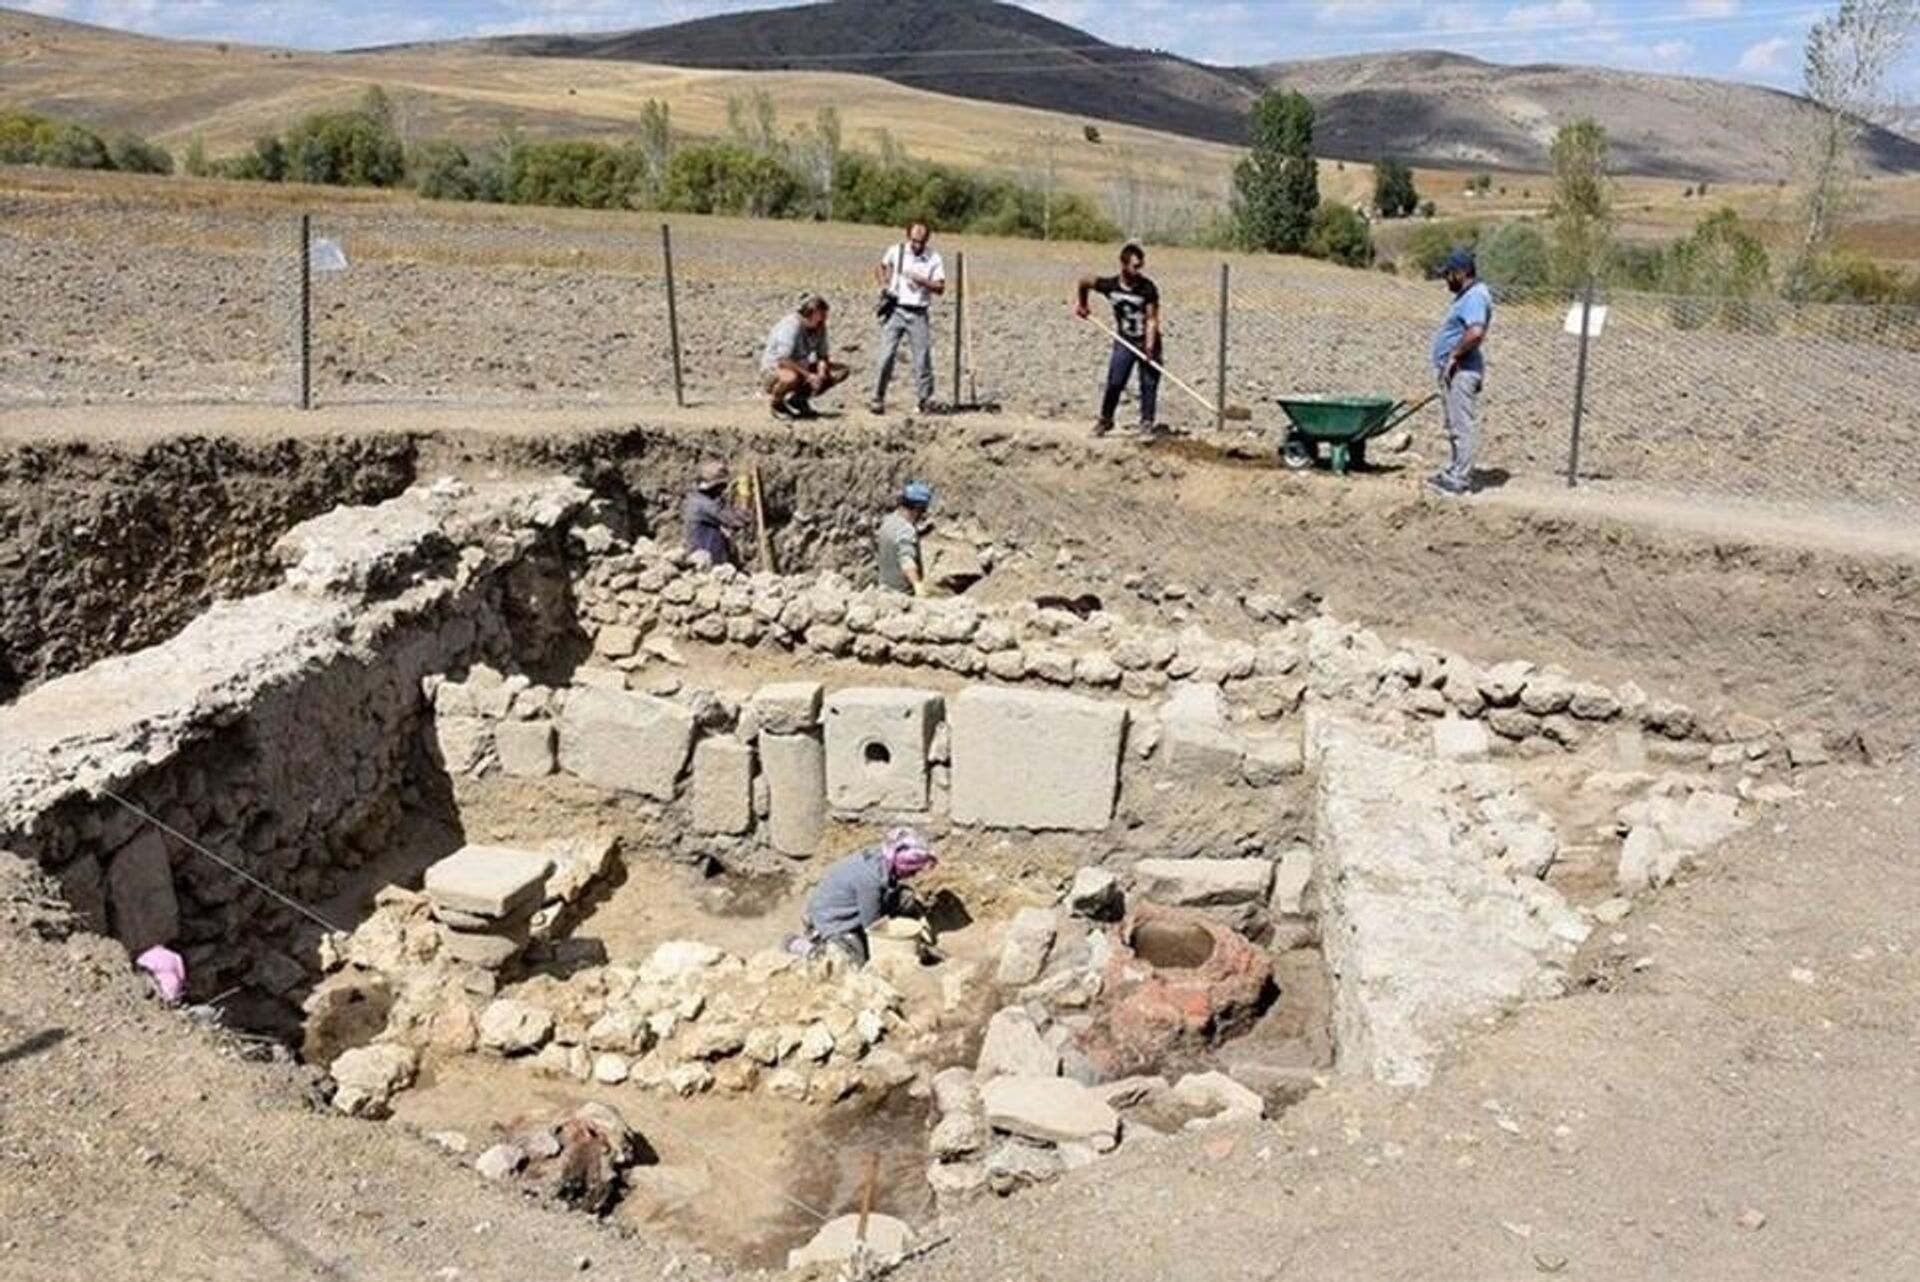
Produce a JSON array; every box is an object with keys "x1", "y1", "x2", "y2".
[{"x1": 1078, "y1": 311, "x2": 1252, "y2": 422}]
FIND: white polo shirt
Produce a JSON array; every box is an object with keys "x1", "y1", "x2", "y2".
[{"x1": 882, "y1": 242, "x2": 946, "y2": 310}]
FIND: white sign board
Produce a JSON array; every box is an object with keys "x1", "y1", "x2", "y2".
[
  {"x1": 1563, "y1": 302, "x2": 1608, "y2": 337},
  {"x1": 309, "y1": 237, "x2": 349, "y2": 273}
]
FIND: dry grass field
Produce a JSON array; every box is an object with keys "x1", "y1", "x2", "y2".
[{"x1": 17, "y1": 3, "x2": 1920, "y2": 261}]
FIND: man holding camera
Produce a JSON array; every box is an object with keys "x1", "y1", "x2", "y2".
[{"x1": 868, "y1": 221, "x2": 946, "y2": 416}]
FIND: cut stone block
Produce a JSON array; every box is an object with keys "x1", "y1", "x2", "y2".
[
  {"x1": 690, "y1": 737, "x2": 754, "y2": 835},
  {"x1": 981, "y1": 1075, "x2": 1120, "y2": 1147},
  {"x1": 494, "y1": 719, "x2": 556, "y2": 777},
  {"x1": 557, "y1": 686, "x2": 695, "y2": 800},
  {"x1": 747, "y1": 681, "x2": 824, "y2": 735},
  {"x1": 823, "y1": 687, "x2": 943, "y2": 811},
  {"x1": 761, "y1": 732, "x2": 827, "y2": 857},
  {"x1": 441, "y1": 925, "x2": 528, "y2": 970},
  {"x1": 106, "y1": 829, "x2": 180, "y2": 954},
  {"x1": 949, "y1": 686, "x2": 1127, "y2": 831},
  {"x1": 424, "y1": 844, "x2": 552, "y2": 918},
  {"x1": 1133, "y1": 857, "x2": 1274, "y2": 908}
]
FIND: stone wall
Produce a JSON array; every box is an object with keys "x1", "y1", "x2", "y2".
[{"x1": 0, "y1": 477, "x2": 592, "y2": 1000}]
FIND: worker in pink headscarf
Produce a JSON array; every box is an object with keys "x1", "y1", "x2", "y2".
[{"x1": 796, "y1": 827, "x2": 938, "y2": 966}]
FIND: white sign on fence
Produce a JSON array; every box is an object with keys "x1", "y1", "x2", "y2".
[
  {"x1": 1563, "y1": 302, "x2": 1608, "y2": 337},
  {"x1": 309, "y1": 237, "x2": 349, "y2": 273}
]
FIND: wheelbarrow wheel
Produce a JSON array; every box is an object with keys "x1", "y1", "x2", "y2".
[{"x1": 1280, "y1": 438, "x2": 1316, "y2": 471}]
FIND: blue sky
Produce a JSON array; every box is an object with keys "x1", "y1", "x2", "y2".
[{"x1": 14, "y1": 0, "x2": 1919, "y2": 94}]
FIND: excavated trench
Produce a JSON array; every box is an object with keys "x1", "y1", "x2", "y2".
[{"x1": 1, "y1": 416, "x2": 1905, "y2": 1267}]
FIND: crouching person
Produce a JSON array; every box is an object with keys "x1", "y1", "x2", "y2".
[
  {"x1": 761, "y1": 294, "x2": 850, "y2": 420},
  {"x1": 793, "y1": 828, "x2": 937, "y2": 966}
]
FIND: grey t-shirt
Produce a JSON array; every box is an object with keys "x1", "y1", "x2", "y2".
[
  {"x1": 805, "y1": 849, "x2": 895, "y2": 937},
  {"x1": 761, "y1": 312, "x2": 825, "y2": 375},
  {"x1": 876, "y1": 511, "x2": 920, "y2": 592}
]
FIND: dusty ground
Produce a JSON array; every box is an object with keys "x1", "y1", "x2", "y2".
[
  {"x1": 4, "y1": 755, "x2": 1914, "y2": 1281},
  {"x1": 5, "y1": 174, "x2": 1919, "y2": 510}
]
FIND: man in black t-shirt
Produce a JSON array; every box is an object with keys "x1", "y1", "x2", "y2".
[{"x1": 1074, "y1": 242, "x2": 1161, "y2": 436}]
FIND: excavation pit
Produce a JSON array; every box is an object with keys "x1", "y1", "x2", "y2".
[{"x1": 0, "y1": 460, "x2": 1836, "y2": 1270}]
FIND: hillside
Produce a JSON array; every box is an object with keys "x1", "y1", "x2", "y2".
[
  {"x1": 450, "y1": 0, "x2": 1920, "y2": 183},
  {"x1": 448, "y1": 0, "x2": 1263, "y2": 151},
  {"x1": 1259, "y1": 50, "x2": 1920, "y2": 180},
  {"x1": 0, "y1": 4, "x2": 1241, "y2": 211}
]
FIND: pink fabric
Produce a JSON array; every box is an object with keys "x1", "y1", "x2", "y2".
[
  {"x1": 883, "y1": 827, "x2": 936, "y2": 876},
  {"x1": 136, "y1": 945, "x2": 186, "y2": 1004}
]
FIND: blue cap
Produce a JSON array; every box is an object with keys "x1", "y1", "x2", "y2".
[
  {"x1": 1442, "y1": 248, "x2": 1477, "y2": 275},
  {"x1": 902, "y1": 480, "x2": 934, "y2": 506}
]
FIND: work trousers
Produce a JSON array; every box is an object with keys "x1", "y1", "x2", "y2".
[
  {"x1": 1440, "y1": 368, "x2": 1483, "y2": 489},
  {"x1": 1100, "y1": 339, "x2": 1161, "y2": 427},
  {"x1": 874, "y1": 306, "x2": 934, "y2": 406}
]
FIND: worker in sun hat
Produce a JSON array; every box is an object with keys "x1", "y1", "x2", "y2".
[
  {"x1": 682, "y1": 458, "x2": 749, "y2": 568},
  {"x1": 876, "y1": 479, "x2": 933, "y2": 596},
  {"x1": 793, "y1": 827, "x2": 938, "y2": 967}
]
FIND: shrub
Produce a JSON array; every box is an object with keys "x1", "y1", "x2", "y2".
[
  {"x1": 661, "y1": 142, "x2": 802, "y2": 218},
  {"x1": 107, "y1": 133, "x2": 173, "y2": 175},
  {"x1": 410, "y1": 140, "x2": 506, "y2": 203},
  {"x1": 1405, "y1": 219, "x2": 1481, "y2": 276},
  {"x1": 1305, "y1": 203, "x2": 1373, "y2": 267},
  {"x1": 1475, "y1": 221, "x2": 1551, "y2": 290},
  {"x1": 0, "y1": 110, "x2": 110, "y2": 169},
  {"x1": 280, "y1": 98, "x2": 405, "y2": 187}
]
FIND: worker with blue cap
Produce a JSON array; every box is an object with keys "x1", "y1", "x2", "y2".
[
  {"x1": 877, "y1": 480, "x2": 933, "y2": 595},
  {"x1": 1428, "y1": 248, "x2": 1493, "y2": 496}
]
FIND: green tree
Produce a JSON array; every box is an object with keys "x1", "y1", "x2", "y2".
[
  {"x1": 1475, "y1": 221, "x2": 1551, "y2": 290},
  {"x1": 726, "y1": 90, "x2": 781, "y2": 156},
  {"x1": 183, "y1": 136, "x2": 210, "y2": 177},
  {"x1": 1405, "y1": 219, "x2": 1482, "y2": 276},
  {"x1": 107, "y1": 133, "x2": 173, "y2": 174},
  {"x1": 282, "y1": 98, "x2": 405, "y2": 187},
  {"x1": 1232, "y1": 90, "x2": 1318, "y2": 253},
  {"x1": 661, "y1": 141, "x2": 803, "y2": 218},
  {"x1": 1372, "y1": 157, "x2": 1418, "y2": 218},
  {"x1": 1663, "y1": 208, "x2": 1772, "y2": 298},
  {"x1": 637, "y1": 98, "x2": 673, "y2": 199},
  {"x1": 1547, "y1": 118, "x2": 1613, "y2": 287},
  {"x1": 1305, "y1": 203, "x2": 1373, "y2": 267},
  {"x1": 1788, "y1": 0, "x2": 1918, "y2": 296}
]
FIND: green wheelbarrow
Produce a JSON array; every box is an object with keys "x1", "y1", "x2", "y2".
[{"x1": 1275, "y1": 392, "x2": 1438, "y2": 474}]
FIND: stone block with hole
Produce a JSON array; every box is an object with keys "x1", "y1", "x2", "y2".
[
  {"x1": 949, "y1": 686, "x2": 1127, "y2": 831},
  {"x1": 425, "y1": 844, "x2": 552, "y2": 919},
  {"x1": 822, "y1": 687, "x2": 943, "y2": 812},
  {"x1": 557, "y1": 686, "x2": 695, "y2": 799}
]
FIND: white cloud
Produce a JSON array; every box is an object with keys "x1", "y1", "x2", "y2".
[
  {"x1": 1503, "y1": 0, "x2": 1599, "y2": 30},
  {"x1": 1738, "y1": 34, "x2": 1792, "y2": 75},
  {"x1": 1683, "y1": 0, "x2": 1738, "y2": 15}
]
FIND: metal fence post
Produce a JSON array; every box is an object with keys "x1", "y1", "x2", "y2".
[
  {"x1": 296, "y1": 212, "x2": 312, "y2": 411},
  {"x1": 1215, "y1": 261, "x2": 1229, "y2": 434},
  {"x1": 952, "y1": 249, "x2": 965, "y2": 407},
  {"x1": 661, "y1": 223, "x2": 685, "y2": 408},
  {"x1": 1565, "y1": 277, "x2": 1595, "y2": 487}
]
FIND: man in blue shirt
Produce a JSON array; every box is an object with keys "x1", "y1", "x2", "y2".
[{"x1": 1428, "y1": 249, "x2": 1493, "y2": 495}]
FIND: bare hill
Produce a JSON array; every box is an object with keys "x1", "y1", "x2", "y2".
[
  {"x1": 1259, "y1": 50, "x2": 1920, "y2": 180},
  {"x1": 445, "y1": 0, "x2": 1920, "y2": 182},
  {"x1": 444, "y1": 0, "x2": 1263, "y2": 150}
]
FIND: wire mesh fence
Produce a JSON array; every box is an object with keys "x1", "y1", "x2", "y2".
[{"x1": 4, "y1": 187, "x2": 1918, "y2": 516}]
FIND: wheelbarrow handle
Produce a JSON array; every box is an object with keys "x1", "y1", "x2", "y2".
[{"x1": 1380, "y1": 391, "x2": 1440, "y2": 433}]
